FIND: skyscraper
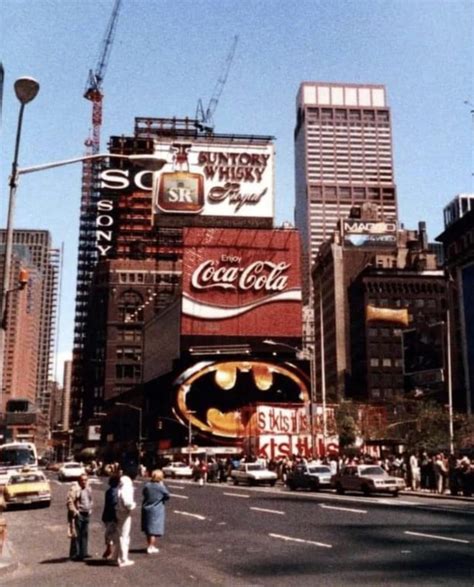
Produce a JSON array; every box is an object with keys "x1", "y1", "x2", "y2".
[
  {"x1": 0, "y1": 230, "x2": 59, "y2": 414},
  {"x1": 294, "y1": 82, "x2": 398, "y2": 269}
]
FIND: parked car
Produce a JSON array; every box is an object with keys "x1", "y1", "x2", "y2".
[
  {"x1": 287, "y1": 463, "x2": 332, "y2": 491},
  {"x1": 58, "y1": 462, "x2": 86, "y2": 482},
  {"x1": 231, "y1": 462, "x2": 277, "y2": 486},
  {"x1": 3, "y1": 469, "x2": 51, "y2": 508},
  {"x1": 162, "y1": 462, "x2": 193, "y2": 479},
  {"x1": 331, "y1": 464, "x2": 405, "y2": 496}
]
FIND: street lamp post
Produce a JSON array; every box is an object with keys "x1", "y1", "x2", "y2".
[
  {"x1": 263, "y1": 338, "x2": 318, "y2": 458},
  {"x1": 0, "y1": 77, "x2": 40, "y2": 411}
]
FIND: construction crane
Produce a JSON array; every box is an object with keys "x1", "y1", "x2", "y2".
[
  {"x1": 84, "y1": 0, "x2": 122, "y2": 154},
  {"x1": 196, "y1": 35, "x2": 238, "y2": 133}
]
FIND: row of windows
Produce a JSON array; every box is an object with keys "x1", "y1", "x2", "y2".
[
  {"x1": 116, "y1": 272, "x2": 180, "y2": 284},
  {"x1": 369, "y1": 357, "x2": 404, "y2": 368},
  {"x1": 306, "y1": 107, "x2": 390, "y2": 123}
]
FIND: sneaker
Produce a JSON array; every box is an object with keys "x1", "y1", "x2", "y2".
[
  {"x1": 118, "y1": 560, "x2": 135, "y2": 567},
  {"x1": 147, "y1": 546, "x2": 159, "y2": 554}
]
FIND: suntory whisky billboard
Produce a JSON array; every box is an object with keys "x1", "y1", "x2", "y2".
[
  {"x1": 152, "y1": 142, "x2": 274, "y2": 220},
  {"x1": 99, "y1": 141, "x2": 274, "y2": 223},
  {"x1": 181, "y1": 227, "x2": 302, "y2": 337}
]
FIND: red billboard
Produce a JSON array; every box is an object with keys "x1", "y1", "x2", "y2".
[{"x1": 181, "y1": 227, "x2": 302, "y2": 337}]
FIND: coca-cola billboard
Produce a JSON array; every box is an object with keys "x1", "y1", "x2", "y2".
[{"x1": 182, "y1": 228, "x2": 302, "y2": 337}]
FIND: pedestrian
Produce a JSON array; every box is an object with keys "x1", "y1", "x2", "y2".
[
  {"x1": 67, "y1": 473, "x2": 93, "y2": 561},
  {"x1": 141, "y1": 469, "x2": 170, "y2": 554},
  {"x1": 409, "y1": 453, "x2": 420, "y2": 491},
  {"x1": 101, "y1": 473, "x2": 120, "y2": 560},
  {"x1": 116, "y1": 470, "x2": 137, "y2": 567}
]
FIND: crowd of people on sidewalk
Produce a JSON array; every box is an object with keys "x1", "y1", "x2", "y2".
[
  {"x1": 185, "y1": 450, "x2": 474, "y2": 497},
  {"x1": 66, "y1": 465, "x2": 170, "y2": 568}
]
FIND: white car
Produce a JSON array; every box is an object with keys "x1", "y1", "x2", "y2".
[
  {"x1": 58, "y1": 462, "x2": 86, "y2": 482},
  {"x1": 162, "y1": 462, "x2": 193, "y2": 478},
  {"x1": 231, "y1": 463, "x2": 278, "y2": 486}
]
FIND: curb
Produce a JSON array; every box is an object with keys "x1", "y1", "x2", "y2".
[{"x1": 403, "y1": 489, "x2": 474, "y2": 502}]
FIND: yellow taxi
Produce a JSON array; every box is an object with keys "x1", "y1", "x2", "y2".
[{"x1": 3, "y1": 469, "x2": 51, "y2": 508}]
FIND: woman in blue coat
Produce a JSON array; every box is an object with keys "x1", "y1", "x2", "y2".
[{"x1": 141, "y1": 469, "x2": 170, "y2": 553}]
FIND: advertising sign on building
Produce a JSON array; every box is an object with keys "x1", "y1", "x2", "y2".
[
  {"x1": 181, "y1": 227, "x2": 302, "y2": 337},
  {"x1": 152, "y1": 142, "x2": 274, "y2": 219},
  {"x1": 173, "y1": 361, "x2": 310, "y2": 442},
  {"x1": 343, "y1": 219, "x2": 397, "y2": 248},
  {"x1": 99, "y1": 141, "x2": 274, "y2": 221}
]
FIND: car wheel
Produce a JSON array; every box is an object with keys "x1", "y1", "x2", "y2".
[
  {"x1": 362, "y1": 485, "x2": 371, "y2": 496},
  {"x1": 287, "y1": 481, "x2": 295, "y2": 491},
  {"x1": 42, "y1": 501, "x2": 51, "y2": 508},
  {"x1": 270, "y1": 480, "x2": 276, "y2": 487},
  {"x1": 391, "y1": 490, "x2": 399, "y2": 497},
  {"x1": 233, "y1": 478, "x2": 238, "y2": 485},
  {"x1": 336, "y1": 482, "x2": 345, "y2": 494}
]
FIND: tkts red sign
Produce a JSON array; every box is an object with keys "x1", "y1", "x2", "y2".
[{"x1": 181, "y1": 228, "x2": 302, "y2": 337}]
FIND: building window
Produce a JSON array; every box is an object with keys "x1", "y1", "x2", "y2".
[
  {"x1": 370, "y1": 358, "x2": 380, "y2": 367},
  {"x1": 382, "y1": 358, "x2": 392, "y2": 367},
  {"x1": 116, "y1": 347, "x2": 142, "y2": 361},
  {"x1": 118, "y1": 291, "x2": 143, "y2": 322},
  {"x1": 116, "y1": 364, "x2": 142, "y2": 379}
]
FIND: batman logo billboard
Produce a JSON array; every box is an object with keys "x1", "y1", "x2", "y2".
[{"x1": 173, "y1": 360, "x2": 309, "y2": 440}]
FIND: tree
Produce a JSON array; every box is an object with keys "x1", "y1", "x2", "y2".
[{"x1": 335, "y1": 401, "x2": 359, "y2": 450}]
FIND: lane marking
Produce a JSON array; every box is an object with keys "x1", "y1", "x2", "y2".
[
  {"x1": 250, "y1": 506, "x2": 285, "y2": 515},
  {"x1": 167, "y1": 485, "x2": 186, "y2": 490},
  {"x1": 269, "y1": 533, "x2": 332, "y2": 549},
  {"x1": 173, "y1": 510, "x2": 206, "y2": 520},
  {"x1": 405, "y1": 531, "x2": 470, "y2": 544},
  {"x1": 320, "y1": 504, "x2": 367, "y2": 514},
  {"x1": 170, "y1": 493, "x2": 189, "y2": 499},
  {"x1": 223, "y1": 492, "x2": 250, "y2": 498}
]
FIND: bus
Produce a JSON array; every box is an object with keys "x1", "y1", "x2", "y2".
[{"x1": 0, "y1": 442, "x2": 38, "y2": 485}]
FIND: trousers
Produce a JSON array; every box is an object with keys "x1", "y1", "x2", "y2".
[
  {"x1": 69, "y1": 512, "x2": 90, "y2": 560},
  {"x1": 116, "y1": 513, "x2": 132, "y2": 564}
]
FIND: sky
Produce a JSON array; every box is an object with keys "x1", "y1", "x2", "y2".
[{"x1": 1, "y1": 0, "x2": 473, "y2": 382}]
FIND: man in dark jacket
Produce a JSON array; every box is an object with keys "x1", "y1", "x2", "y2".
[{"x1": 101, "y1": 474, "x2": 120, "y2": 559}]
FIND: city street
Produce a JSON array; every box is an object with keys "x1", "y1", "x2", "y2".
[{"x1": 1, "y1": 474, "x2": 473, "y2": 587}]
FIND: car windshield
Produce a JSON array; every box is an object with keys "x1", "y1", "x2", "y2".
[
  {"x1": 360, "y1": 467, "x2": 386, "y2": 476},
  {"x1": 65, "y1": 463, "x2": 81, "y2": 469},
  {"x1": 308, "y1": 466, "x2": 331, "y2": 474},
  {"x1": 246, "y1": 464, "x2": 264, "y2": 471},
  {"x1": 9, "y1": 474, "x2": 44, "y2": 484}
]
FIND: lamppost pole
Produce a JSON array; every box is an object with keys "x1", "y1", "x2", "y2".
[
  {"x1": 0, "y1": 77, "x2": 40, "y2": 413},
  {"x1": 446, "y1": 302, "x2": 455, "y2": 455},
  {"x1": 319, "y1": 277, "x2": 328, "y2": 455}
]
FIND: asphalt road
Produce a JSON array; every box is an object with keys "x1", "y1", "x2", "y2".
[{"x1": 2, "y1": 474, "x2": 473, "y2": 587}]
